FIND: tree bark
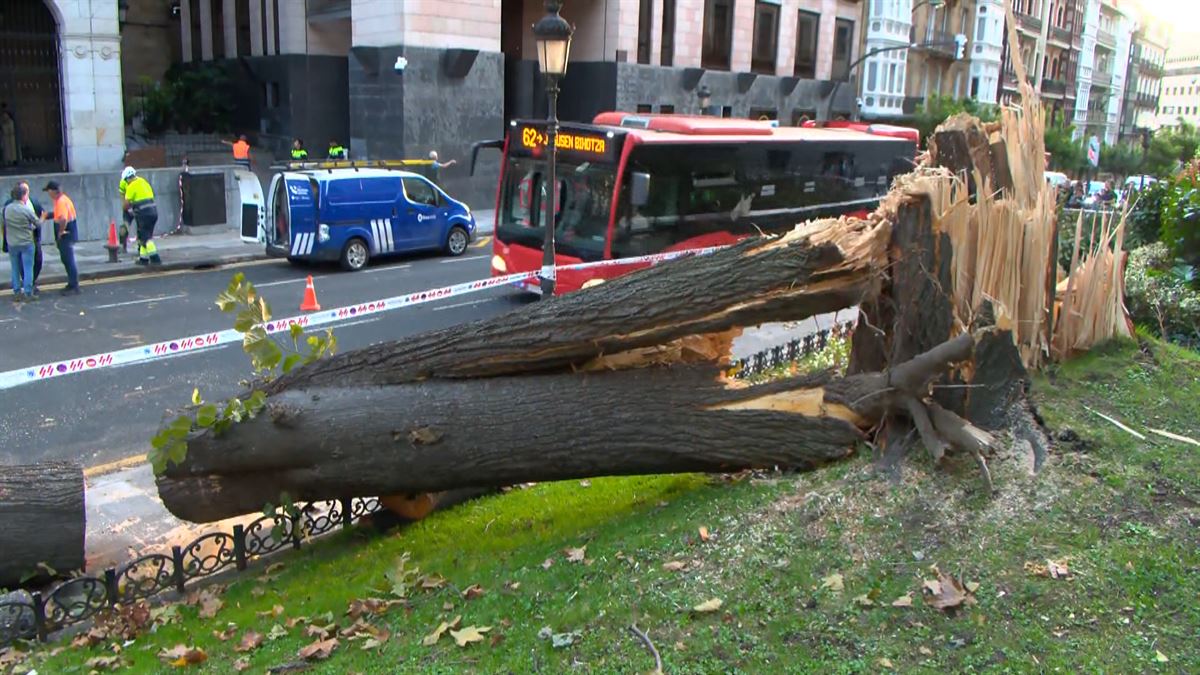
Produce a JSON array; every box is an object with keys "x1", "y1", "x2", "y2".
[{"x1": 0, "y1": 462, "x2": 85, "y2": 587}]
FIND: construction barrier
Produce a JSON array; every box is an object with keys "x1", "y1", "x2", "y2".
[{"x1": 0, "y1": 247, "x2": 725, "y2": 391}]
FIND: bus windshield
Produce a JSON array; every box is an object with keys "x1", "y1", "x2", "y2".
[{"x1": 497, "y1": 156, "x2": 616, "y2": 261}]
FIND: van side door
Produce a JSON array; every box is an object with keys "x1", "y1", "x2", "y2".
[
  {"x1": 357, "y1": 176, "x2": 403, "y2": 254},
  {"x1": 399, "y1": 176, "x2": 444, "y2": 249}
]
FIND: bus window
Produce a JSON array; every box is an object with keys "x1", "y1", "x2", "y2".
[{"x1": 497, "y1": 156, "x2": 612, "y2": 261}]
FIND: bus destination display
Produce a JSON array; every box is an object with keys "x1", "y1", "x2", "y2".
[{"x1": 515, "y1": 124, "x2": 618, "y2": 162}]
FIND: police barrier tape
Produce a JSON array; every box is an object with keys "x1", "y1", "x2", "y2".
[{"x1": 0, "y1": 246, "x2": 725, "y2": 391}]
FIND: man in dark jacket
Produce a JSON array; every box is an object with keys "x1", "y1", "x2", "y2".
[{"x1": 2, "y1": 179, "x2": 44, "y2": 290}]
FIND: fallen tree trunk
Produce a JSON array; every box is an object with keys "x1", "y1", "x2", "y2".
[
  {"x1": 0, "y1": 462, "x2": 85, "y2": 587},
  {"x1": 160, "y1": 330, "x2": 992, "y2": 522}
]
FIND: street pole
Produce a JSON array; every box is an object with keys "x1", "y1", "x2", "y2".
[{"x1": 541, "y1": 81, "x2": 559, "y2": 298}]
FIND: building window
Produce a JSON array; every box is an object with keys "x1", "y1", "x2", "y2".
[
  {"x1": 637, "y1": 104, "x2": 653, "y2": 113},
  {"x1": 977, "y1": 16, "x2": 986, "y2": 42},
  {"x1": 751, "y1": 1, "x2": 780, "y2": 75},
  {"x1": 971, "y1": 76, "x2": 980, "y2": 98},
  {"x1": 702, "y1": 0, "x2": 734, "y2": 70},
  {"x1": 832, "y1": 18, "x2": 854, "y2": 81},
  {"x1": 794, "y1": 11, "x2": 819, "y2": 79},
  {"x1": 659, "y1": 104, "x2": 676, "y2": 113},
  {"x1": 661, "y1": 0, "x2": 676, "y2": 66},
  {"x1": 637, "y1": 0, "x2": 653, "y2": 64},
  {"x1": 867, "y1": 62, "x2": 878, "y2": 91}
]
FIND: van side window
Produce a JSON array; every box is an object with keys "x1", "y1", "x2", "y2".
[
  {"x1": 403, "y1": 178, "x2": 439, "y2": 207},
  {"x1": 360, "y1": 176, "x2": 402, "y2": 203}
]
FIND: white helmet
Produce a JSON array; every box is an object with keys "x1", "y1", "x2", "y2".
[{"x1": 121, "y1": 166, "x2": 137, "y2": 181}]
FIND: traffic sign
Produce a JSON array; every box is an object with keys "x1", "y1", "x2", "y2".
[{"x1": 1087, "y1": 136, "x2": 1100, "y2": 168}]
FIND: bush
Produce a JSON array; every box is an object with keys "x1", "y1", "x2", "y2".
[
  {"x1": 131, "y1": 66, "x2": 234, "y2": 136},
  {"x1": 1125, "y1": 180, "x2": 1165, "y2": 250},
  {"x1": 1125, "y1": 243, "x2": 1200, "y2": 347}
]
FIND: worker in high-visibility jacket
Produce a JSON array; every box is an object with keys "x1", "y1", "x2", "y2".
[
  {"x1": 117, "y1": 176, "x2": 134, "y2": 253},
  {"x1": 121, "y1": 166, "x2": 162, "y2": 266},
  {"x1": 290, "y1": 138, "x2": 308, "y2": 161},
  {"x1": 327, "y1": 140, "x2": 347, "y2": 160}
]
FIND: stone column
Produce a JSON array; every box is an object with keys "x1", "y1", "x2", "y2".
[
  {"x1": 198, "y1": 0, "x2": 213, "y2": 61},
  {"x1": 180, "y1": 0, "x2": 193, "y2": 62},
  {"x1": 265, "y1": 0, "x2": 277, "y2": 55},
  {"x1": 223, "y1": 0, "x2": 238, "y2": 58},
  {"x1": 250, "y1": 0, "x2": 264, "y2": 56},
  {"x1": 57, "y1": 0, "x2": 125, "y2": 171}
]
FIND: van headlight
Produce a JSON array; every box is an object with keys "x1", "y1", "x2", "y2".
[
  {"x1": 491, "y1": 254, "x2": 507, "y2": 273},
  {"x1": 318, "y1": 224, "x2": 330, "y2": 243}
]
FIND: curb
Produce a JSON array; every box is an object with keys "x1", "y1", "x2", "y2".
[{"x1": 25, "y1": 250, "x2": 273, "y2": 288}]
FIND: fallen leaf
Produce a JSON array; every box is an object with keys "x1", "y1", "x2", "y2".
[
  {"x1": 965, "y1": 581, "x2": 981, "y2": 593},
  {"x1": 235, "y1": 630, "x2": 264, "y2": 653},
  {"x1": 1048, "y1": 559, "x2": 1070, "y2": 579},
  {"x1": 442, "y1": 602, "x2": 455, "y2": 611},
  {"x1": 267, "y1": 624, "x2": 289, "y2": 641},
  {"x1": 299, "y1": 637, "x2": 339, "y2": 661},
  {"x1": 213, "y1": 624, "x2": 238, "y2": 641},
  {"x1": 233, "y1": 657, "x2": 251, "y2": 672},
  {"x1": 257, "y1": 604, "x2": 285, "y2": 619},
  {"x1": 918, "y1": 646, "x2": 934, "y2": 656},
  {"x1": 692, "y1": 598, "x2": 723, "y2": 613},
  {"x1": 340, "y1": 618, "x2": 373, "y2": 638},
  {"x1": 820, "y1": 573, "x2": 844, "y2": 593},
  {"x1": 251, "y1": 586, "x2": 267, "y2": 598},
  {"x1": 551, "y1": 631, "x2": 582, "y2": 648},
  {"x1": 922, "y1": 578, "x2": 942, "y2": 595},
  {"x1": 878, "y1": 657, "x2": 895, "y2": 669},
  {"x1": 662, "y1": 561, "x2": 687, "y2": 572},
  {"x1": 197, "y1": 592, "x2": 224, "y2": 619},
  {"x1": 891, "y1": 593, "x2": 914, "y2": 608},
  {"x1": 346, "y1": 597, "x2": 402, "y2": 619},
  {"x1": 450, "y1": 625, "x2": 491, "y2": 647},
  {"x1": 158, "y1": 644, "x2": 207, "y2": 667},
  {"x1": 422, "y1": 615, "x2": 462, "y2": 646},
  {"x1": 150, "y1": 604, "x2": 181, "y2": 625},
  {"x1": 420, "y1": 574, "x2": 447, "y2": 590},
  {"x1": 853, "y1": 593, "x2": 876, "y2": 607},
  {"x1": 564, "y1": 546, "x2": 587, "y2": 563},
  {"x1": 306, "y1": 623, "x2": 337, "y2": 639},
  {"x1": 73, "y1": 625, "x2": 109, "y2": 647},
  {"x1": 265, "y1": 562, "x2": 286, "y2": 576},
  {"x1": 504, "y1": 581, "x2": 521, "y2": 591},
  {"x1": 698, "y1": 526, "x2": 711, "y2": 542},
  {"x1": 579, "y1": 479, "x2": 591, "y2": 487},
  {"x1": 924, "y1": 570, "x2": 973, "y2": 611},
  {"x1": 85, "y1": 655, "x2": 126, "y2": 671},
  {"x1": 360, "y1": 631, "x2": 390, "y2": 650},
  {"x1": 1155, "y1": 650, "x2": 1169, "y2": 663},
  {"x1": 541, "y1": 558, "x2": 554, "y2": 570},
  {"x1": 461, "y1": 584, "x2": 485, "y2": 600}
]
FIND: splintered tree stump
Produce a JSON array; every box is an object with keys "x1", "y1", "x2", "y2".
[{"x1": 0, "y1": 462, "x2": 86, "y2": 587}]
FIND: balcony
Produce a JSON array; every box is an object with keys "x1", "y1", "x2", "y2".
[
  {"x1": 1041, "y1": 78, "x2": 1068, "y2": 97},
  {"x1": 1086, "y1": 109, "x2": 1108, "y2": 126},
  {"x1": 919, "y1": 30, "x2": 958, "y2": 60},
  {"x1": 1096, "y1": 29, "x2": 1116, "y2": 50},
  {"x1": 1138, "y1": 60, "x2": 1164, "y2": 77},
  {"x1": 1049, "y1": 26, "x2": 1073, "y2": 47},
  {"x1": 1138, "y1": 93, "x2": 1158, "y2": 108},
  {"x1": 1091, "y1": 69, "x2": 1113, "y2": 88},
  {"x1": 1017, "y1": 12, "x2": 1043, "y2": 35}
]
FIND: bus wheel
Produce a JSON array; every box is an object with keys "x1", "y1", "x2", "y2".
[
  {"x1": 340, "y1": 237, "x2": 370, "y2": 271},
  {"x1": 445, "y1": 226, "x2": 469, "y2": 257}
]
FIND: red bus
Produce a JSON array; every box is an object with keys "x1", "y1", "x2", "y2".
[{"x1": 474, "y1": 113, "x2": 917, "y2": 294}]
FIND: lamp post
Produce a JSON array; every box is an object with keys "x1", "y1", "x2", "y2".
[{"x1": 533, "y1": 0, "x2": 573, "y2": 298}]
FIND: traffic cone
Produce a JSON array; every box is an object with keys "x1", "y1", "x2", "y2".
[
  {"x1": 104, "y1": 220, "x2": 120, "y2": 262},
  {"x1": 300, "y1": 275, "x2": 321, "y2": 311}
]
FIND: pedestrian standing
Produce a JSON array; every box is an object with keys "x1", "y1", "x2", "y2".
[
  {"x1": 3, "y1": 183, "x2": 39, "y2": 301},
  {"x1": 2, "y1": 180, "x2": 44, "y2": 292},
  {"x1": 327, "y1": 140, "x2": 347, "y2": 160},
  {"x1": 223, "y1": 134, "x2": 252, "y2": 169},
  {"x1": 121, "y1": 166, "x2": 161, "y2": 266},
  {"x1": 41, "y1": 180, "x2": 80, "y2": 295},
  {"x1": 0, "y1": 103, "x2": 17, "y2": 166},
  {"x1": 290, "y1": 138, "x2": 308, "y2": 161},
  {"x1": 428, "y1": 151, "x2": 457, "y2": 185}
]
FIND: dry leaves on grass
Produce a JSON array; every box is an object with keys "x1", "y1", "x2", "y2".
[
  {"x1": 564, "y1": 546, "x2": 587, "y2": 563},
  {"x1": 235, "y1": 631, "x2": 264, "y2": 653},
  {"x1": 461, "y1": 584, "x2": 485, "y2": 600},
  {"x1": 1025, "y1": 558, "x2": 1072, "y2": 579},
  {"x1": 698, "y1": 526, "x2": 711, "y2": 542},
  {"x1": 449, "y1": 625, "x2": 492, "y2": 647},
  {"x1": 922, "y1": 568, "x2": 978, "y2": 611},
  {"x1": 213, "y1": 624, "x2": 238, "y2": 642},
  {"x1": 306, "y1": 622, "x2": 338, "y2": 639},
  {"x1": 891, "y1": 593, "x2": 914, "y2": 607},
  {"x1": 267, "y1": 624, "x2": 289, "y2": 641},
  {"x1": 541, "y1": 558, "x2": 554, "y2": 570},
  {"x1": 84, "y1": 655, "x2": 127, "y2": 671},
  {"x1": 820, "y1": 572, "x2": 844, "y2": 593},
  {"x1": 422, "y1": 615, "x2": 462, "y2": 646},
  {"x1": 257, "y1": 604, "x2": 285, "y2": 619},
  {"x1": 233, "y1": 657, "x2": 252, "y2": 672},
  {"x1": 661, "y1": 560, "x2": 688, "y2": 572},
  {"x1": 420, "y1": 574, "x2": 447, "y2": 590},
  {"x1": 157, "y1": 644, "x2": 208, "y2": 667},
  {"x1": 346, "y1": 597, "x2": 403, "y2": 620},
  {"x1": 692, "y1": 598, "x2": 723, "y2": 613},
  {"x1": 298, "y1": 637, "x2": 339, "y2": 661}
]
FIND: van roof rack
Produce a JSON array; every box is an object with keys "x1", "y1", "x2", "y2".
[{"x1": 269, "y1": 159, "x2": 435, "y2": 171}]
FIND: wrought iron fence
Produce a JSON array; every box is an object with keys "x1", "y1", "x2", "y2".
[
  {"x1": 728, "y1": 320, "x2": 856, "y2": 380},
  {"x1": 0, "y1": 497, "x2": 383, "y2": 647}
]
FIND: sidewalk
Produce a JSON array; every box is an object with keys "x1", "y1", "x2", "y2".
[
  {"x1": 0, "y1": 229, "x2": 268, "y2": 290},
  {"x1": 0, "y1": 210, "x2": 496, "y2": 290}
]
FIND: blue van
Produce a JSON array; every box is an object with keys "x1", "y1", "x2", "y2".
[{"x1": 258, "y1": 168, "x2": 476, "y2": 270}]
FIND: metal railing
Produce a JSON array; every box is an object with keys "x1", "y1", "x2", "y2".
[
  {"x1": 1091, "y1": 69, "x2": 1113, "y2": 88},
  {"x1": 1096, "y1": 29, "x2": 1116, "y2": 50},
  {"x1": 1041, "y1": 78, "x2": 1068, "y2": 96},
  {"x1": 0, "y1": 497, "x2": 384, "y2": 647},
  {"x1": 728, "y1": 321, "x2": 855, "y2": 380}
]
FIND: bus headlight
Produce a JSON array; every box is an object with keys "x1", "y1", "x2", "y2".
[
  {"x1": 582, "y1": 278, "x2": 605, "y2": 289},
  {"x1": 491, "y1": 254, "x2": 507, "y2": 273},
  {"x1": 318, "y1": 223, "x2": 330, "y2": 243}
]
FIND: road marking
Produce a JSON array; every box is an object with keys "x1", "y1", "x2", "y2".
[
  {"x1": 0, "y1": 317, "x2": 18, "y2": 324},
  {"x1": 0, "y1": 258, "x2": 282, "y2": 297},
  {"x1": 336, "y1": 316, "x2": 382, "y2": 328},
  {"x1": 94, "y1": 293, "x2": 188, "y2": 309},
  {"x1": 471, "y1": 236, "x2": 492, "y2": 249},
  {"x1": 432, "y1": 298, "x2": 493, "y2": 312},
  {"x1": 360, "y1": 264, "x2": 413, "y2": 274},
  {"x1": 254, "y1": 275, "x2": 327, "y2": 288},
  {"x1": 439, "y1": 255, "x2": 489, "y2": 264},
  {"x1": 85, "y1": 453, "x2": 148, "y2": 478}
]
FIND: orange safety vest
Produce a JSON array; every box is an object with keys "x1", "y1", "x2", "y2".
[{"x1": 232, "y1": 140, "x2": 250, "y2": 160}]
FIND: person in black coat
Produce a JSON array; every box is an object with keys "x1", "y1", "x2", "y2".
[{"x1": 1, "y1": 179, "x2": 44, "y2": 289}]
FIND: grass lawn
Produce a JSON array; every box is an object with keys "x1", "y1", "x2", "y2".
[{"x1": 12, "y1": 337, "x2": 1200, "y2": 674}]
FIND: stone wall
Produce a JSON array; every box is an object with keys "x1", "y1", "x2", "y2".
[
  {"x1": 49, "y1": 0, "x2": 126, "y2": 172},
  {"x1": 12, "y1": 165, "x2": 244, "y2": 242}
]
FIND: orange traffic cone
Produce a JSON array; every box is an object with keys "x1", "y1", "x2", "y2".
[
  {"x1": 300, "y1": 275, "x2": 321, "y2": 311},
  {"x1": 104, "y1": 220, "x2": 120, "y2": 262}
]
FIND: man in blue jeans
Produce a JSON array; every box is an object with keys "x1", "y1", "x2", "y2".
[
  {"x1": 4, "y1": 183, "x2": 39, "y2": 300},
  {"x1": 42, "y1": 180, "x2": 80, "y2": 295},
  {"x1": 1, "y1": 179, "x2": 43, "y2": 291}
]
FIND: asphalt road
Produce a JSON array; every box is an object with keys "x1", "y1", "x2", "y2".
[{"x1": 0, "y1": 240, "x2": 528, "y2": 469}]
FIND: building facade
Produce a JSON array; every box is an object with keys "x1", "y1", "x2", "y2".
[
  {"x1": 1155, "y1": 46, "x2": 1200, "y2": 130},
  {"x1": 0, "y1": 0, "x2": 124, "y2": 174},
  {"x1": 858, "y1": 0, "x2": 1002, "y2": 120},
  {"x1": 999, "y1": 0, "x2": 1082, "y2": 124},
  {"x1": 1070, "y1": 0, "x2": 1135, "y2": 145},
  {"x1": 1119, "y1": 8, "x2": 1166, "y2": 142}
]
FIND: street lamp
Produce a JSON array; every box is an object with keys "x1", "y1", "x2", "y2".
[
  {"x1": 697, "y1": 85, "x2": 713, "y2": 115},
  {"x1": 533, "y1": 0, "x2": 573, "y2": 298}
]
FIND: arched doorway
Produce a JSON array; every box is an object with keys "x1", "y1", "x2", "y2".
[{"x1": 0, "y1": 0, "x2": 64, "y2": 173}]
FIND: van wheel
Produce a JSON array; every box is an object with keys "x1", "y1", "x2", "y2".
[
  {"x1": 340, "y1": 238, "x2": 370, "y2": 271},
  {"x1": 445, "y1": 226, "x2": 469, "y2": 257}
]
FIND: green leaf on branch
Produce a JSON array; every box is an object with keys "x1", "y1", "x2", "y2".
[
  {"x1": 191, "y1": 388, "x2": 203, "y2": 405},
  {"x1": 282, "y1": 354, "x2": 302, "y2": 373},
  {"x1": 246, "y1": 391, "x2": 268, "y2": 418},
  {"x1": 233, "y1": 311, "x2": 257, "y2": 334},
  {"x1": 196, "y1": 404, "x2": 218, "y2": 428},
  {"x1": 289, "y1": 323, "x2": 304, "y2": 349}
]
